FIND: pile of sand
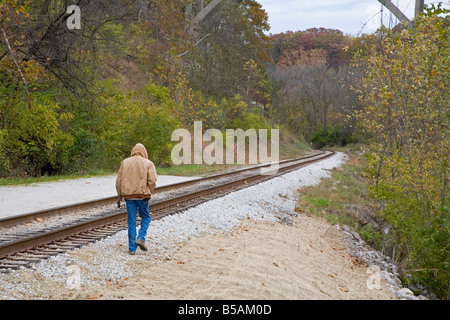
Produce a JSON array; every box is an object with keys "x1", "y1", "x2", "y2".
[{"x1": 79, "y1": 214, "x2": 395, "y2": 300}]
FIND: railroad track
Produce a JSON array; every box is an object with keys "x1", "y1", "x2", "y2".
[{"x1": 0, "y1": 151, "x2": 334, "y2": 273}]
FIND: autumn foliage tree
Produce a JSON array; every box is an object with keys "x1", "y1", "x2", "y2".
[
  {"x1": 185, "y1": 0, "x2": 271, "y2": 105},
  {"x1": 0, "y1": 1, "x2": 77, "y2": 175},
  {"x1": 271, "y1": 28, "x2": 351, "y2": 70},
  {"x1": 0, "y1": 0, "x2": 277, "y2": 176},
  {"x1": 269, "y1": 28, "x2": 358, "y2": 145},
  {"x1": 353, "y1": 6, "x2": 449, "y2": 298}
]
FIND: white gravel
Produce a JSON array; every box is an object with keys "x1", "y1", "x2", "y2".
[{"x1": 0, "y1": 152, "x2": 347, "y2": 299}]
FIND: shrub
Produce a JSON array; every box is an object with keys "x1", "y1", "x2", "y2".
[
  {"x1": 0, "y1": 95, "x2": 74, "y2": 177},
  {"x1": 311, "y1": 125, "x2": 352, "y2": 148},
  {"x1": 95, "y1": 82, "x2": 181, "y2": 169},
  {"x1": 220, "y1": 95, "x2": 271, "y2": 131}
]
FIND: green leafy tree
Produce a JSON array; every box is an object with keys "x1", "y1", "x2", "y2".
[
  {"x1": 0, "y1": 93, "x2": 74, "y2": 176},
  {"x1": 220, "y1": 95, "x2": 270, "y2": 131},
  {"x1": 95, "y1": 82, "x2": 181, "y2": 168}
]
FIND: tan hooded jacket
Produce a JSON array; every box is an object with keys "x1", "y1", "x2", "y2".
[{"x1": 115, "y1": 143, "x2": 157, "y2": 200}]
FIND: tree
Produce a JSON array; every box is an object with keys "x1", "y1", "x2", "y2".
[
  {"x1": 271, "y1": 28, "x2": 351, "y2": 69},
  {"x1": 0, "y1": 0, "x2": 276, "y2": 177},
  {"x1": 353, "y1": 6, "x2": 449, "y2": 298},
  {"x1": 268, "y1": 28, "x2": 357, "y2": 143},
  {"x1": 184, "y1": 0, "x2": 271, "y2": 104}
]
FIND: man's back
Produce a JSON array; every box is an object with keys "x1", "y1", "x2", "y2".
[
  {"x1": 116, "y1": 143, "x2": 157, "y2": 200},
  {"x1": 116, "y1": 143, "x2": 157, "y2": 254}
]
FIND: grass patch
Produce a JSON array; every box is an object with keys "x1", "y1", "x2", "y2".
[
  {"x1": 279, "y1": 134, "x2": 312, "y2": 159},
  {"x1": 296, "y1": 146, "x2": 384, "y2": 249},
  {"x1": 304, "y1": 197, "x2": 330, "y2": 208}
]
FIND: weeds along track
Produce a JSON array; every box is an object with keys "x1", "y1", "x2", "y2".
[{"x1": 0, "y1": 151, "x2": 334, "y2": 272}]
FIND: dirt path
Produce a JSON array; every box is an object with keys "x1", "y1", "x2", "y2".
[{"x1": 80, "y1": 214, "x2": 396, "y2": 300}]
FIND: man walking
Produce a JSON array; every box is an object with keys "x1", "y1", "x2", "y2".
[{"x1": 116, "y1": 143, "x2": 157, "y2": 254}]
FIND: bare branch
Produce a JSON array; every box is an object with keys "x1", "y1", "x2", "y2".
[
  {"x1": 178, "y1": 33, "x2": 210, "y2": 57},
  {"x1": 1, "y1": 29, "x2": 29, "y2": 96}
]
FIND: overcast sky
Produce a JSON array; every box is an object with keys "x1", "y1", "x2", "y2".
[{"x1": 257, "y1": 0, "x2": 449, "y2": 35}]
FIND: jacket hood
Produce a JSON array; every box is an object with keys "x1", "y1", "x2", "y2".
[{"x1": 131, "y1": 143, "x2": 148, "y2": 159}]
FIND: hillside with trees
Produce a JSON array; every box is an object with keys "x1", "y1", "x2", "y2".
[
  {"x1": 0, "y1": 0, "x2": 273, "y2": 176},
  {"x1": 267, "y1": 27, "x2": 360, "y2": 147},
  {"x1": 0, "y1": 0, "x2": 448, "y2": 298},
  {"x1": 0, "y1": 0, "x2": 370, "y2": 176}
]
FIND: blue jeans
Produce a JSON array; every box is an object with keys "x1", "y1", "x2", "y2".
[{"x1": 125, "y1": 199, "x2": 151, "y2": 252}]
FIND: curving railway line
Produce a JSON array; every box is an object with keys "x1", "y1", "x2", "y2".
[{"x1": 0, "y1": 151, "x2": 335, "y2": 273}]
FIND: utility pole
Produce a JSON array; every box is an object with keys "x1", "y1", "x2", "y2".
[
  {"x1": 193, "y1": 0, "x2": 244, "y2": 25},
  {"x1": 414, "y1": 0, "x2": 425, "y2": 18},
  {"x1": 378, "y1": 0, "x2": 412, "y2": 28},
  {"x1": 193, "y1": 0, "x2": 223, "y2": 24},
  {"x1": 378, "y1": 0, "x2": 425, "y2": 29}
]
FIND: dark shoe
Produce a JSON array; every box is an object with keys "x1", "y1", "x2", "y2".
[
  {"x1": 129, "y1": 251, "x2": 136, "y2": 255},
  {"x1": 136, "y1": 239, "x2": 148, "y2": 251}
]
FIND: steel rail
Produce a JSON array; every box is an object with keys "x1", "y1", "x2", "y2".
[{"x1": 0, "y1": 151, "x2": 325, "y2": 228}]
